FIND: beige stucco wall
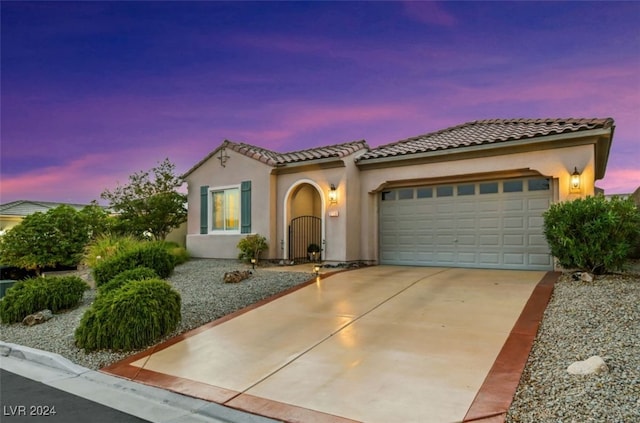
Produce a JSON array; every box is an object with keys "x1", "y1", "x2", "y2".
[
  {"x1": 357, "y1": 143, "x2": 598, "y2": 263},
  {"x1": 185, "y1": 149, "x2": 276, "y2": 259}
]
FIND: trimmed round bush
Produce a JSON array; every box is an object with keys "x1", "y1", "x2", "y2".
[
  {"x1": 0, "y1": 276, "x2": 88, "y2": 323},
  {"x1": 99, "y1": 267, "x2": 159, "y2": 295},
  {"x1": 75, "y1": 279, "x2": 181, "y2": 351},
  {"x1": 92, "y1": 242, "x2": 175, "y2": 287},
  {"x1": 544, "y1": 195, "x2": 640, "y2": 274}
]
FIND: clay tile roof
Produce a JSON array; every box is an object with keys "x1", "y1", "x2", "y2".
[
  {"x1": 356, "y1": 118, "x2": 615, "y2": 162},
  {"x1": 225, "y1": 139, "x2": 369, "y2": 165}
]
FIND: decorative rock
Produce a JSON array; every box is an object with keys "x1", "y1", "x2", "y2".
[
  {"x1": 223, "y1": 270, "x2": 252, "y2": 283},
  {"x1": 22, "y1": 309, "x2": 53, "y2": 326},
  {"x1": 567, "y1": 355, "x2": 608, "y2": 375},
  {"x1": 581, "y1": 272, "x2": 594, "y2": 283}
]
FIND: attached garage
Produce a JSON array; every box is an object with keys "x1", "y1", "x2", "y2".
[{"x1": 379, "y1": 177, "x2": 553, "y2": 270}]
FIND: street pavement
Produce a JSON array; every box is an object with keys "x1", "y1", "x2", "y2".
[{"x1": 1, "y1": 369, "x2": 150, "y2": 423}]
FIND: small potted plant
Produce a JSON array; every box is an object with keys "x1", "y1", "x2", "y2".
[{"x1": 307, "y1": 243, "x2": 321, "y2": 262}]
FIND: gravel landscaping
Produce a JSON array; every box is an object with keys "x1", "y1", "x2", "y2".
[
  {"x1": 0, "y1": 259, "x2": 314, "y2": 370},
  {"x1": 506, "y1": 266, "x2": 640, "y2": 422}
]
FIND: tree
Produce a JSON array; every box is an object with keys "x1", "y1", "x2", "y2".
[
  {"x1": 101, "y1": 158, "x2": 187, "y2": 240},
  {"x1": 0, "y1": 205, "x2": 90, "y2": 274}
]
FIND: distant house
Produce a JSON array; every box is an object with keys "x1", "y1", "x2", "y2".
[
  {"x1": 0, "y1": 200, "x2": 104, "y2": 233},
  {"x1": 183, "y1": 118, "x2": 615, "y2": 271}
]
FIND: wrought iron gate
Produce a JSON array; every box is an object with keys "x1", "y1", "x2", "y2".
[{"x1": 288, "y1": 215, "x2": 321, "y2": 262}]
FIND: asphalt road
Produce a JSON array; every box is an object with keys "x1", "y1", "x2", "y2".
[{"x1": 0, "y1": 369, "x2": 150, "y2": 423}]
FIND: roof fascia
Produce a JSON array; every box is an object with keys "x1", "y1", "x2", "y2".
[
  {"x1": 271, "y1": 158, "x2": 346, "y2": 175},
  {"x1": 357, "y1": 128, "x2": 612, "y2": 171}
]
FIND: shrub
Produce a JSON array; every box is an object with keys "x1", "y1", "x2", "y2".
[
  {"x1": 84, "y1": 234, "x2": 141, "y2": 268},
  {"x1": 0, "y1": 276, "x2": 88, "y2": 323},
  {"x1": 0, "y1": 205, "x2": 90, "y2": 274},
  {"x1": 543, "y1": 195, "x2": 640, "y2": 274},
  {"x1": 92, "y1": 242, "x2": 175, "y2": 287},
  {"x1": 155, "y1": 241, "x2": 189, "y2": 266},
  {"x1": 99, "y1": 267, "x2": 159, "y2": 295},
  {"x1": 237, "y1": 234, "x2": 268, "y2": 262},
  {"x1": 75, "y1": 279, "x2": 181, "y2": 351}
]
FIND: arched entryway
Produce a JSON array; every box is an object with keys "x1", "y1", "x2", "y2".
[{"x1": 284, "y1": 180, "x2": 325, "y2": 262}]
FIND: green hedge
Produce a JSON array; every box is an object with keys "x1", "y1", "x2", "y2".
[
  {"x1": 0, "y1": 276, "x2": 88, "y2": 323},
  {"x1": 99, "y1": 267, "x2": 159, "y2": 296},
  {"x1": 92, "y1": 243, "x2": 175, "y2": 287},
  {"x1": 75, "y1": 279, "x2": 181, "y2": 351},
  {"x1": 544, "y1": 195, "x2": 640, "y2": 274}
]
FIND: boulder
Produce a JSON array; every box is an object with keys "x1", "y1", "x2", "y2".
[
  {"x1": 567, "y1": 355, "x2": 608, "y2": 375},
  {"x1": 223, "y1": 270, "x2": 252, "y2": 283},
  {"x1": 22, "y1": 309, "x2": 53, "y2": 326}
]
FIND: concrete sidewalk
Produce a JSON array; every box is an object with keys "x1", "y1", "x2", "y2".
[{"x1": 0, "y1": 342, "x2": 276, "y2": 423}]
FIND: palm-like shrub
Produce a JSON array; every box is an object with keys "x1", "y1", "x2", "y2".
[
  {"x1": 0, "y1": 276, "x2": 88, "y2": 323},
  {"x1": 543, "y1": 195, "x2": 640, "y2": 274},
  {"x1": 83, "y1": 234, "x2": 141, "y2": 268},
  {"x1": 75, "y1": 279, "x2": 181, "y2": 351}
]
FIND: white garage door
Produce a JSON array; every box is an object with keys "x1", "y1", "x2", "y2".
[{"x1": 379, "y1": 178, "x2": 553, "y2": 270}]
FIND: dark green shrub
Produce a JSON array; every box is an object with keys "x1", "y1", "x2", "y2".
[
  {"x1": 75, "y1": 279, "x2": 181, "y2": 351},
  {"x1": 99, "y1": 267, "x2": 158, "y2": 295},
  {"x1": 237, "y1": 234, "x2": 268, "y2": 262},
  {"x1": 0, "y1": 276, "x2": 88, "y2": 323},
  {"x1": 92, "y1": 242, "x2": 175, "y2": 287},
  {"x1": 543, "y1": 195, "x2": 640, "y2": 274}
]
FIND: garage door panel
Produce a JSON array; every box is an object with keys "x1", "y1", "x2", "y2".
[
  {"x1": 479, "y1": 253, "x2": 500, "y2": 264},
  {"x1": 528, "y1": 198, "x2": 550, "y2": 211},
  {"x1": 479, "y1": 234, "x2": 500, "y2": 246},
  {"x1": 504, "y1": 217, "x2": 524, "y2": 229},
  {"x1": 504, "y1": 199, "x2": 525, "y2": 211},
  {"x1": 379, "y1": 178, "x2": 552, "y2": 270},
  {"x1": 457, "y1": 252, "x2": 477, "y2": 264},
  {"x1": 504, "y1": 253, "x2": 525, "y2": 265},
  {"x1": 529, "y1": 254, "x2": 552, "y2": 266}
]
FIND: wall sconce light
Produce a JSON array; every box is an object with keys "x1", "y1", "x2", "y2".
[
  {"x1": 218, "y1": 148, "x2": 230, "y2": 167},
  {"x1": 328, "y1": 184, "x2": 338, "y2": 204},
  {"x1": 570, "y1": 167, "x2": 581, "y2": 193}
]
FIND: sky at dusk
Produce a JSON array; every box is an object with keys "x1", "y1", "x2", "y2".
[{"x1": 1, "y1": 1, "x2": 639, "y2": 205}]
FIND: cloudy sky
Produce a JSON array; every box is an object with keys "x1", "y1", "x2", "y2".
[{"x1": 1, "y1": 1, "x2": 638, "y2": 204}]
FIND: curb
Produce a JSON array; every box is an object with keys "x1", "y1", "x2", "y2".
[{"x1": 0, "y1": 341, "x2": 88, "y2": 375}]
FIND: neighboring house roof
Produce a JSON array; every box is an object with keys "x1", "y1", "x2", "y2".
[
  {"x1": 356, "y1": 118, "x2": 615, "y2": 162},
  {"x1": 0, "y1": 200, "x2": 100, "y2": 217},
  {"x1": 183, "y1": 139, "x2": 369, "y2": 177}
]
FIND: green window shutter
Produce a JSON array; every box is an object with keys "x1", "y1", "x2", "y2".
[
  {"x1": 241, "y1": 181, "x2": 251, "y2": 234},
  {"x1": 200, "y1": 186, "x2": 209, "y2": 234}
]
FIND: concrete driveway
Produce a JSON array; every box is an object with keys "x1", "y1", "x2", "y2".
[{"x1": 105, "y1": 266, "x2": 554, "y2": 423}]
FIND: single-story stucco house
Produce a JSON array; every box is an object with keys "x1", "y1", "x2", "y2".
[{"x1": 183, "y1": 118, "x2": 615, "y2": 271}]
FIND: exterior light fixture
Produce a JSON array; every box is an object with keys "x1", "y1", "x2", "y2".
[
  {"x1": 251, "y1": 258, "x2": 257, "y2": 269},
  {"x1": 313, "y1": 264, "x2": 321, "y2": 275},
  {"x1": 328, "y1": 184, "x2": 338, "y2": 204},
  {"x1": 570, "y1": 167, "x2": 581, "y2": 193},
  {"x1": 218, "y1": 148, "x2": 230, "y2": 167}
]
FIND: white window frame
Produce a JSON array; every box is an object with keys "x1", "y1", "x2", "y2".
[{"x1": 208, "y1": 185, "x2": 241, "y2": 234}]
